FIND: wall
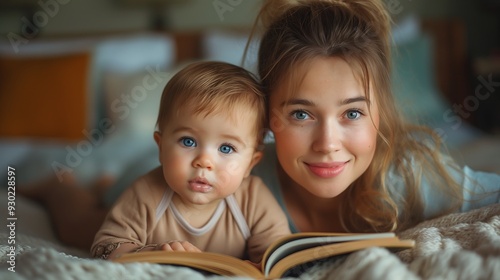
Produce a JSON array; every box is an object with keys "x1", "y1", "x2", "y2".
[
  {"x1": 393, "y1": 0, "x2": 499, "y2": 57},
  {"x1": 0, "y1": 0, "x2": 262, "y2": 38},
  {"x1": 0, "y1": 0, "x2": 498, "y2": 57}
]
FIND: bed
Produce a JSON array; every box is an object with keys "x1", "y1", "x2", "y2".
[{"x1": 0, "y1": 17, "x2": 499, "y2": 279}]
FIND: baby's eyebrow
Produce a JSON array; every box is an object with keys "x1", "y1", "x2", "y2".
[
  {"x1": 221, "y1": 134, "x2": 247, "y2": 148},
  {"x1": 172, "y1": 126, "x2": 194, "y2": 134}
]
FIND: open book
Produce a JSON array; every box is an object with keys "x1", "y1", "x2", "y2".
[{"x1": 113, "y1": 232, "x2": 414, "y2": 279}]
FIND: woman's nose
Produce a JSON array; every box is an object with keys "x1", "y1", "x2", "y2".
[{"x1": 312, "y1": 122, "x2": 342, "y2": 154}]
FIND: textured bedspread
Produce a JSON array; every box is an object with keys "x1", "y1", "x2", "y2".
[{"x1": 0, "y1": 204, "x2": 498, "y2": 280}]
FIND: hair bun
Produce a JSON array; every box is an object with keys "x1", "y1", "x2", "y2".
[
  {"x1": 258, "y1": 0, "x2": 301, "y2": 29},
  {"x1": 257, "y1": 0, "x2": 391, "y2": 44}
]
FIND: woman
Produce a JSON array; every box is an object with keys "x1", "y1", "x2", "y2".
[{"x1": 251, "y1": 0, "x2": 499, "y2": 234}]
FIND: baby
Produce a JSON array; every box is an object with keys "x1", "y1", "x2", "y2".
[{"x1": 91, "y1": 61, "x2": 290, "y2": 263}]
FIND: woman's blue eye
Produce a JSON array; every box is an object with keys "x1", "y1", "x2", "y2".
[
  {"x1": 292, "y1": 110, "x2": 309, "y2": 120},
  {"x1": 346, "y1": 110, "x2": 361, "y2": 120},
  {"x1": 181, "y1": 137, "x2": 196, "y2": 147},
  {"x1": 219, "y1": 144, "x2": 234, "y2": 154}
]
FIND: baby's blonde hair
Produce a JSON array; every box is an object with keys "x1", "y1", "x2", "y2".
[
  {"x1": 254, "y1": 0, "x2": 463, "y2": 232},
  {"x1": 156, "y1": 61, "x2": 266, "y2": 146}
]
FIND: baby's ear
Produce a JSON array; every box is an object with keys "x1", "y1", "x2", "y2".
[
  {"x1": 244, "y1": 151, "x2": 263, "y2": 177},
  {"x1": 153, "y1": 131, "x2": 163, "y2": 162},
  {"x1": 153, "y1": 131, "x2": 162, "y2": 149}
]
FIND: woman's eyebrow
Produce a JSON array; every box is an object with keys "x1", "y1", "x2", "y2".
[
  {"x1": 339, "y1": 96, "x2": 370, "y2": 106},
  {"x1": 280, "y1": 96, "x2": 369, "y2": 107},
  {"x1": 280, "y1": 98, "x2": 315, "y2": 107}
]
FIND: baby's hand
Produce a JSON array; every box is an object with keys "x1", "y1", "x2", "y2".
[{"x1": 157, "y1": 241, "x2": 201, "y2": 252}]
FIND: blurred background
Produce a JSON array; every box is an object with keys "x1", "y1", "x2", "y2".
[
  {"x1": 0, "y1": 0, "x2": 498, "y2": 57},
  {"x1": 0, "y1": 0, "x2": 499, "y2": 189},
  {"x1": 0, "y1": 0, "x2": 260, "y2": 34}
]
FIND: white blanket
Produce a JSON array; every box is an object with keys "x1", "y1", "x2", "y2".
[{"x1": 0, "y1": 204, "x2": 499, "y2": 280}]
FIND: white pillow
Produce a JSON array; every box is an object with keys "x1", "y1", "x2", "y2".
[
  {"x1": 92, "y1": 33, "x2": 175, "y2": 74},
  {"x1": 89, "y1": 33, "x2": 175, "y2": 130}
]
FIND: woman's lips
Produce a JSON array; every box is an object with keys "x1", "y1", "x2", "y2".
[{"x1": 306, "y1": 161, "x2": 347, "y2": 178}]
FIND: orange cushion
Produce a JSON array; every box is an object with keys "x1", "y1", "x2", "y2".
[{"x1": 0, "y1": 52, "x2": 90, "y2": 142}]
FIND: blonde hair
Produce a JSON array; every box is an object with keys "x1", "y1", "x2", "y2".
[
  {"x1": 254, "y1": 0, "x2": 463, "y2": 232},
  {"x1": 156, "y1": 61, "x2": 266, "y2": 146}
]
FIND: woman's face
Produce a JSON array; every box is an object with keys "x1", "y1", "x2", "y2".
[{"x1": 269, "y1": 56, "x2": 379, "y2": 198}]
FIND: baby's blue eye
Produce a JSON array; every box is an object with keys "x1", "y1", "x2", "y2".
[
  {"x1": 292, "y1": 110, "x2": 309, "y2": 120},
  {"x1": 219, "y1": 144, "x2": 234, "y2": 154},
  {"x1": 346, "y1": 110, "x2": 361, "y2": 120},
  {"x1": 181, "y1": 137, "x2": 196, "y2": 147}
]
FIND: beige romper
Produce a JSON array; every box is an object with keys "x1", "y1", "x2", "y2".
[{"x1": 92, "y1": 167, "x2": 290, "y2": 263}]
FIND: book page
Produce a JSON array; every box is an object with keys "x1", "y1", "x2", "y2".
[
  {"x1": 263, "y1": 232, "x2": 396, "y2": 275},
  {"x1": 114, "y1": 251, "x2": 263, "y2": 278},
  {"x1": 268, "y1": 237, "x2": 415, "y2": 279}
]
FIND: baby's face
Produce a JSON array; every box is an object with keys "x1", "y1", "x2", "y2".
[{"x1": 154, "y1": 103, "x2": 262, "y2": 207}]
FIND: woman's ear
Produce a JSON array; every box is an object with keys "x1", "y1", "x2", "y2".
[{"x1": 244, "y1": 151, "x2": 263, "y2": 177}]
